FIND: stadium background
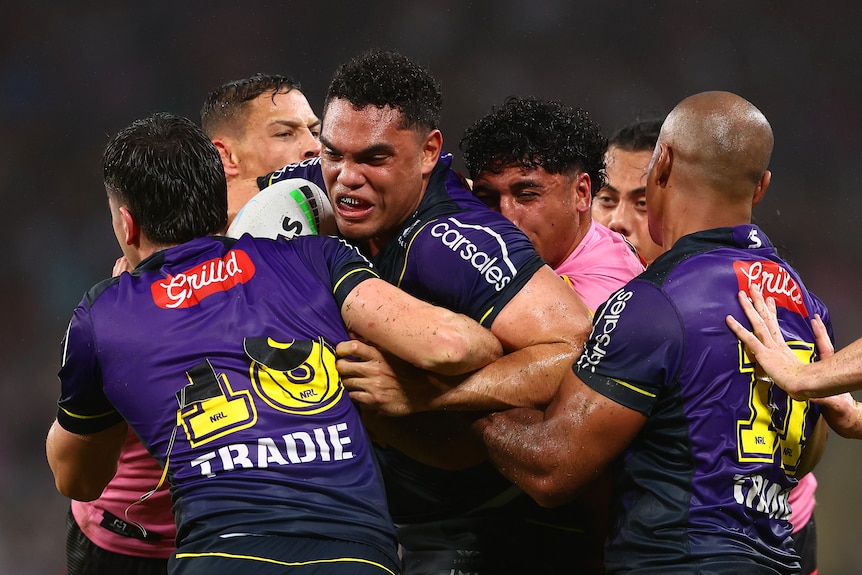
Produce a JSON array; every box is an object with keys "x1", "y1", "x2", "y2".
[{"x1": 3, "y1": 2, "x2": 861, "y2": 573}]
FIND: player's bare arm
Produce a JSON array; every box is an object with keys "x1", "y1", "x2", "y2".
[
  {"x1": 337, "y1": 340, "x2": 455, "y2": 416},
  {"x1": 46, "y1": 419, "x2": 128, "y2": 501},
  {"x1": 424, "y1": 265, "x2": 592, "y2": 410},
  {"x1": 475, "y1": 369, "x2": 645, "y2": 507},
  {"x1": 342, "y1": 266, "x2": 592, "y2": 415},
  {"x1": 341, "y1": 277, "x2": 503, "y2": 376},
  {"x1": 796, "y1": 416, "x2": 829, "y2": 478},
  {"x1": 813, "y1": 393, "x2": 862, "y2": 439}
]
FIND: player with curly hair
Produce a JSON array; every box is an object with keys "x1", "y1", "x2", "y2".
[
  {"x1": 461, "y1": 96, "x2": 644, "y2": 312},
  {"x1": 458, "y1": 96, "x2": 644, "y2": 573},
  {"x1": 47, "y1": 112, "x2": 505, "y2": 575},
  {"x1": 258, "y1": 49, "x2": 594, "y2": 574},
  {"x1": 475, "y1": 91, "x2": 830, "y2": 575}
]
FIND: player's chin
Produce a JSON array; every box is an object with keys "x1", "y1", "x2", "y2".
[{"x1": 333, "y1": 215, "x2": 378, "y2": 242}]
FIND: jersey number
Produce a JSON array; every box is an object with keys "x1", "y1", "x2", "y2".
[{"x1": 735, "y1": 341, "x2": 815, "y2": 475}]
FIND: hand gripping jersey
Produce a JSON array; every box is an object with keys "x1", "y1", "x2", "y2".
[
  {"x1": 575, "y1": 225, "x2": 828, "y2": 575},
  {"x1": 56, "y1": 235, "x2": 398, "y2": 565},
  {"x1": 262, "y1": 154, "x2": 545, "y2": 522}
]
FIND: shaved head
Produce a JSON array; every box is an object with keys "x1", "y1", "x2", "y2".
[{"x1": 659, "y1": 91, "x2": 773, "y2": 199}]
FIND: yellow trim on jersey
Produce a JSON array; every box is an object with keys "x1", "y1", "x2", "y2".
[
  {"x1": 396, "y1": 220, "x2": 436, "y2": 287},
  {"x1": 479, "y1": 306, "x2": 495, "y2": 325},
  {"x1": 58, "y1": 406, "x2": 117, "y2": 420},
  {"x1": 611, "y1": 378, "x2": 657, "y2": 398},
  {"x1": 173, "y1": 551, "x2": 396, "y2": 574},
  {"x1": 332, "y1": 267, "x2": 377, "y2": 294}
]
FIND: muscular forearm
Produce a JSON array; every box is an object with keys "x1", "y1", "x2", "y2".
[
  {"x1": 427, "y1": 343, "x2": 578, "y2": 411},
  {"x1": 800, "y1": 340, "x2": 862, "y2": 398},
  {"x1": 362, "y1": 410, "x2": 489, "y2": 470},
  {"x1": 474, "y1": 374, "x2": 646, "y2": 508},
  {"x1": 343, "y1": 278, "x2": 503, "y2": 376},
  {"x1": 474, "y1": 407, "x2": 599, "y2": 507}
]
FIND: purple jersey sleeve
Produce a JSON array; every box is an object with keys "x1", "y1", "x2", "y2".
[
  {"x1": 575, "y1": 282, "x2": 681, "y2": 414},
  {"x1": 393, "y1": 213, "x2": 544, "y2": 327},
  {"x1": 258, "y1": 157, "x2": 326, "y2": 191},
  {"x1": 57, "y1": 296, "x2": 124, "y2": 434},
  {"x1": 54, "y1": 235, "x2": 398, "y2": 556}
]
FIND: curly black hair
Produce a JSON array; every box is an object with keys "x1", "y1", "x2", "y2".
[
  {"x1": 200, "y1": 73, "x2": 302, "y2": 137},
  {"x1": 460, "y1": 96, "x2": 607, "y2": 194},
  {"x1": 325, "y1": 49, "x2": 441, "y2": 132}
]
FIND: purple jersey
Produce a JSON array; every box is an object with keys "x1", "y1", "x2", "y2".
[
  {"x1": 56, "y1": 235, "x2": 398, "y2": 563},
  {"x1": 575, "y1": 225, "x2": 828, "y2": 574},
  {"x1": 261, "y1": 154, "x2": 546, "y2": 520}
]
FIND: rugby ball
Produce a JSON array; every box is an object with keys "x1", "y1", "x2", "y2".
[{"x1": 227, "y1": 178, "x2": 337, "y2": 240}]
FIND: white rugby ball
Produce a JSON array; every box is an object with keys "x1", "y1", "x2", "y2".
[{"x1": 227, "y1": 178, "x2": 337, "y2": 240}]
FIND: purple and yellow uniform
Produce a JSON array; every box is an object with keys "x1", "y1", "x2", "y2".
[
  {"x1": 56, "y1": 234, "x2": 400, "y2": 574},
  {"x1": 262, "y1": 155, "x2": 553, "y2": 573},
  {"x1": 575, "y1": 225, "x2": 828, "y2": 575}
]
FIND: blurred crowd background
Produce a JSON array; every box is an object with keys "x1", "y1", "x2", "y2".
[{"x1": 3, "y1": 2, "x2": 861, "y2": 573}]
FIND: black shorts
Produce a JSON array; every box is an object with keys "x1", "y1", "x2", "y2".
[
  {"x1": 65, "y1": 509, "x2": 168, "y2": 575},
  {"x1": 397, "y1": 509, "x2": 605, "y2": 575},
  {"x1": 791, "y1": 515, "x2": 818, "y2": 575},
  {"x1": 169, "y1": 534, "x2": 400, "y2": 575}
]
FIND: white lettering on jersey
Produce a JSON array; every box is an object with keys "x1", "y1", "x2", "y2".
[
  {"x1": 430, "y1": 217, "x2": 517, "y2": 292},
  {"x1": 732, "y1": 473, "x2": 791, "y2": 520},
  {"x1": 189, "y1": 422, "x2": 354, "y2": 477},
  {"x1": 747, "y1": 228, "x2": 762, "y2": 249},
  {"x1": 578, "y1": 289, "x2": 634, "y2": 372},
  {"x1": 738, "y1": 261, "x2": 803, "y2": 306},
  {"x1": 159, "y1": 251, "x2": 244, "y2": 309}
]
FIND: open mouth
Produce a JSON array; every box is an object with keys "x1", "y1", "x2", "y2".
[{"x1": 336, "y1": 195, "x2": 373, "y2": 218}]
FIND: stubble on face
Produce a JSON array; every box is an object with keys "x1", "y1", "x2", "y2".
[{"x1": 320, "y1": 99, "x2": 429, "y2": 252}]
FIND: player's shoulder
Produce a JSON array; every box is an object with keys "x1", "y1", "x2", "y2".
[
  {"x1": 258, "y1": 156, "x2": 324, "y2": 190},
  {"x1": 428, "y1": 207, "x2": 530, "y2": 243},
  {"x1": 84, "y1": 276, "x2": 122, "y2": 306},
  {"x1": 410, "y1": 210, "x2": 534, "y2": 270}
]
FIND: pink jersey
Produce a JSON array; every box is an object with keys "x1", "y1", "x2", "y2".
[
  {"x1": 556, "y1": 220, "x2": 645, "y2": 311},
  {"x1": 71, "y1": 427, "x2": 175, "y2": 558},
  {"x1": 788, "y1": 472, "x2": 817, "y2": 533}
]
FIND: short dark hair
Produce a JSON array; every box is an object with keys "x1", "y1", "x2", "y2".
[
  {"x1": 200, "y1": 73, "x2": 302, "y2": 137},
  {"x1": 103, "y1": 112, "x2": 227, "y2": 245},
  {"x1": 324, "y1": 49, "x2": 441, "y2": 132},
  {"x1": 460, "y1": 96, "x2": 607, "y2": 194},
  {"x1": 607, "y1": 117, "x2": 663, "y2": 153}
]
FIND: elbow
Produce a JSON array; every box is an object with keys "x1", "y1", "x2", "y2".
[
  {"x1": 519, "y1": 474, "x2": 581, "y2": 508},
  {"x1": 54, "y1": 476, "x2": 107, "y2": 502}
]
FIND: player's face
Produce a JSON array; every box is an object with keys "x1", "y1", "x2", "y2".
[
  {"x1": 233, "y1": 89, "x2": 321, "y2": 179},
  {"x1": 320, "y1": 99, "x2": 439, "y2": 251},
  {"x1": 594, "y1": 146, "x2": 662, "y2": 264},
  {"x1": 472, "y1": 164, "x2": 590, "y2": 269}
]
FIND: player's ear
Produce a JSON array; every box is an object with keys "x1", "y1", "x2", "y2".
[
  {"x1": 119, "y1": 206, "x2": 140, "y2": 247},
  {"x1": 650, "y1": 143, "x2": 672, "y2": 188},
  {"x1": 752, "y1": 169, "x2": 771, "y2": 207},
  {"x1": 573, "y1": 172, "x2": 592, "y2": 213},
  {"x1": 420, "y1": 129, "x2": 443, "y2": 176},
  {"x1": 213, "y1": 139, "x2": 239, "y2": 177}
]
